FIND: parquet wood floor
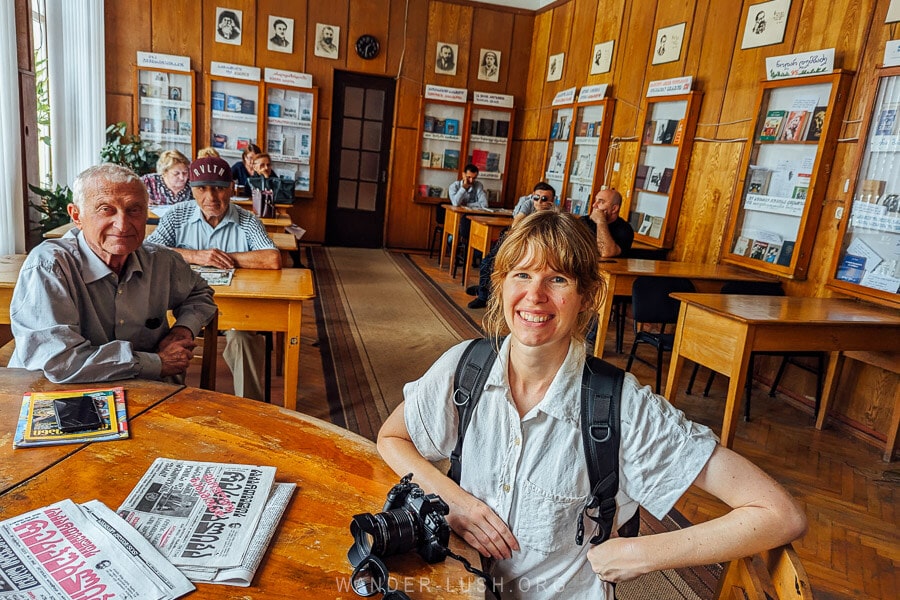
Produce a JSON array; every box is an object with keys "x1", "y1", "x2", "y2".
[{"x1": 190, "y1": 250, "x2": 897, "y2": 600}]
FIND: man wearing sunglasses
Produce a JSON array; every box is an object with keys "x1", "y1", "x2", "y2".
[{"x1": 466, "y1": 182, "x2": 558, "y2": 309}]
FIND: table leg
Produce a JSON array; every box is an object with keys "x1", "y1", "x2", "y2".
[
  {"x1": 464, "y1": 243, "x2": 475, "y2": 288},
  {"x1": 815, "y1": 352, "x2": 843, "y2": 431},
  {"x1": 720, "y1": 333, "x2": 754, "y2": 448},
  {"x1": 593, "y1": 273, "x2": 615, "y2": 358},
  {"x1": 282, "y1": 301, "x2": 302, "y2": 411},
  {"x1": 664, "y1": 306, "x2": 688, "y2": 402}
]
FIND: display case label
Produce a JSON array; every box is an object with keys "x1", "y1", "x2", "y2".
[
  {"x1": 884, "y1": 40, "x2": 900, "y2": 67},
  {"x1": 473, "y1": 92, "x2": 514, "y2": 108},
  {"x1": 766, "y1": 48, "x2": 834, "y2": 80},
  {"x1": 210, "y1": 61, "x2": 261, "y2": 81},
  {"x1": 647, "y1": 77, "x2": 693, "y2": 97},
  {"x1": 552, "y1": 87, "x2": 577, "y2": 105},
  {"x1": 578, "y1": 84, "x2": 608, "y2": 102},
  {"x1": 424, "y1": 85, "x2": 467, "y2": 103},
  {"x1": 264, "y1": 68, "x2": 313, "y2": 88},
  {"x1": 137, "y1": 51, "x2": 190, "y2": 72}
]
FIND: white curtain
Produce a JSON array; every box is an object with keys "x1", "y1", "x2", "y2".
[
  {"x1": 47, "y1": 0, "x2": 106, "y2": 189},
  {"x1": 0, "y1": 0, "x2": 25, "y2": 254}
]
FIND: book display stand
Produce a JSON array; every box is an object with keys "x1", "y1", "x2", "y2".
[
  {"x1": 414, "y1": 96, "x2": 470, "y2": 202},
  {"x1": 264, "y1": 83, "x2": 317, "y2": 196},
  {"x1": 827, "y1": 66, "x2": 900, "y2": 305},
  {"x1": 542, "y1": 103, "x2": 575, "y2": 207},
  {"x1": 723, "y1": 71, "x2": 851, "y2": 279},
  {"x1": 467, "y1": 103, "x2": 514, "y2": 206},
  {"x1": 623, "y1": 91, "x2": 702, "y2": 248},
  {"x1": 204, "y1": 67, "x2": 264, "y2": 166},
  {"x1": 562, "y1": 97, "x2": 614, "y2": 216},
  {"x1": 134, "y1": 66, "x2": 196, "y2": 158}
]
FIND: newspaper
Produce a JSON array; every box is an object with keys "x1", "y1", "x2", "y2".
[
  {"x1": 117, "y1": 458, "x2": 292, "y2": 586},
  {"x1": 0, "y1": 499, "x2": 194, "y2": 599}
]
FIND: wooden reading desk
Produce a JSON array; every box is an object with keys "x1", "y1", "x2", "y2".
[
  {"x1": 439, "y1": 204, "x2": 513, "y2": 277},
  {"x1": 593, "y1": 259, "x2": 772, "y2": 357},
  {"x1": 663, "y1": 293, "x2": 900, "y2": 448},
  {"x1": 0, "y1": 370, "x2": 480, "y2": 598},
  {"x1": 463, "y1": 215, "x2": 513, "y2": 287}
]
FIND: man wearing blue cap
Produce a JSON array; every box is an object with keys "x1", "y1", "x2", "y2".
[{"x1": 147, "y1": 156, "x2": 280, "y2": 401}]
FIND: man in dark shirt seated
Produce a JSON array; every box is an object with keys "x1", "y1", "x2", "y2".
[{"x1": 8, "y1": 164, "x2": 217, "y2": 383}]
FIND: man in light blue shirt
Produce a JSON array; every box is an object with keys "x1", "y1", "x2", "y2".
[
  {"x1": 147, "y1": 157, "x2": 280, "y2": 401},
  {"x1": 9, "y1": 164, "x2": 217, "y2": 383},
  {"x1": 448, "y1": 164, "x2": 488, "y2": 208}
]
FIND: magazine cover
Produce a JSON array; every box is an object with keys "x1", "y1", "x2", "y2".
[{"x1": 13, "y1": 387, "x2": 127, "y2": 448}]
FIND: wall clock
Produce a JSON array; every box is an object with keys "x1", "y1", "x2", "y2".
[{"x1": 355, "y1": 35, "x2": 380, "y2": 59}]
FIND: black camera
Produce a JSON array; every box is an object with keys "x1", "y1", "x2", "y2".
[{"x1": 348, "y1": 474, "x2": 451, "y2": 567}]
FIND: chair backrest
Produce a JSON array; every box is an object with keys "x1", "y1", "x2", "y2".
[
  {"x1": 198, "y1": 312, "x2": 218, "y2": 391},
  {"x1": 720, "y1": 280, "x2": 785, "y2": 296},
  {"x1": 435, "y1": 205, "x2": 446, "y2": 226},
  {"x1": 715, "y1": 544, "x2": 813, "y2": 600},
  {"x1": 631, "y1": 276, "x2": 696, "y2": 325}
]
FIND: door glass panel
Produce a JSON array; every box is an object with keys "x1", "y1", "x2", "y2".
[
  {"x1": 340, "y1": 149, "x2": 360, "y2": 178},
  {"x1": 342, "y1": 118, "x2": 362, "y2": 149},
  {"x1": 345, "y1": 87, "x2": 364, "y2": 118},
  {"x1": 362, "y1": 121, "x2": 381, "y2": 151},
  {"x1": 364, "y1": 89, "x2": 385, "y2": 120},
  {"x1": 338, "y1": 180, "x2": 357, "y2": 209},
  {"x1": 360, "y1": 151, "x2": 379, "y2": 182},
  {"x1": 359, "y1": 182, "x2": 377, "y2": 211}
]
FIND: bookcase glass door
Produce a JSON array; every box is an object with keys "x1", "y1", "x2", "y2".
[
  {"x1": 136, "y1": 68, "x2": 195, "y2": 158},
  {"x1": 629, "y1": 99, "x2": 687, "y2": 243},
  {"x1": 564, "y1": 100, "x2": 613, "y2": 216},
  {"x1": 209, "y1": 78, "x2": 262, "y2": 167},
  {"x1": 467, "y1": 106, "x2": 512, "y2": 206},
  {"x1": 543, "y1": 106, "x2": 574, "y2": 204},
  {"x1": 725, "y1": 75, "x2": 843, "y2": 278},
  {"x1": 265, "y1": 85, "x2": 316, "y2": 195},
  {"x1": 415, "y1": 99, "x2": 468, "y2": 202},
  {"x1": 828, "y1": 67, "x2": 900, "y2": 305}
]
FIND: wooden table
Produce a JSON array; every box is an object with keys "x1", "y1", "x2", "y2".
[
  {"x1": 214, "y1": 268, "x2": 315, "y2": 411},
  {"x1": 463, "y1": 215, "x2": 512, "y2": 288},
  {"x1": 0, "y1": 371, "x2": 480, "y2": 598},
  {"x1": 664, "y1": 293, "x2": 900, "y2": 448},
  {"x1": 593, "y1": 259, "x2": 773, "y2": 357},
  {"x1": 439, "y1": 204, "x2": 513, "y2": 277}
]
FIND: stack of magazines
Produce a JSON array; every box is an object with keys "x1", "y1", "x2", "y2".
[{"x1": 12, "y1": 387, "x2": 128, "y2": 448}]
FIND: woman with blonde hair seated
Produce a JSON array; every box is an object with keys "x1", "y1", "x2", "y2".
[
  {"x1": 141, "y1": 149, "x2": 192, "y2": 207},
  {"x1": 196, "y1": 147, "x2": 221, "y2": 158}
]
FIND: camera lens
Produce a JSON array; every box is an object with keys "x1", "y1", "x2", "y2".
[{"x1": 349, "y1": 508, "x2": 422, "y2": 563}]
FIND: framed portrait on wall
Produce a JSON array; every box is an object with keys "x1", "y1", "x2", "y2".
[
  {"x1": 314, "y1": 24, "x2": 339, "y2": 59},
  {"x1": 547, "y1": 53, "x2": 564, "y2": 82},
  {"x1": 435, "y1": 42, "x2": 458, "y2": 75},
  {"x1": 741, "y1": 0, "x2": 791, "y2": 50},
  {"x1": 477, "y1": 49, "x2": 501, "y2": 82},
  {"x1": 590, "y1": 40, "x2": 614, "y2": 75},
  {"x1": 651, "y1": 22, "x2": 685, "y2": 65},
  {"x1": 215, "y1": 7, "x2": 242, "y2": 46},
  {"x1": 268, "y1": 16, "x2": 294, "y2": 53}
]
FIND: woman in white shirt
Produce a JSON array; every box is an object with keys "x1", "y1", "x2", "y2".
[{"x1": 377, "y1": 211, "x2": 806, "y2": 599}]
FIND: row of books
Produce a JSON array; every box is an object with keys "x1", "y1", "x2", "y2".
[
  {"x1": 746, "y1": 165, "x2": 810, "y2": 200},
  {"x1": 635, "y1": 165, "x2": 674, "y2": 194},
  {"x1": 422, "y1": 148, "x2": 460, "y2": 170},
  {"x1": 423, "y1": 115, "x2": 461, "y2": 136},
  {"x1": 576, "y1": 120, "x2": 605, "y2": 138},
  {"x1": 267, "y1": 127, "x2": 311, "y2": 158},
  {"x1": 212, "y1": 91, "x2": 256, "y2": 115},
  {"x1": 418, "y1": 184, "x2": 444, "y2": 197},
  {"x1": 141, "y1": 117, "x2": 192, "y2": 136},
  {"x1": 733, "y1": 236, "x2": 795, "y2": 266},
  {"x1": 549, "y1": 115, "x2": 571, "y2": 140},
  {"x1": 642, "y1": 119, "x2": 683, "y2": 145},
  {"x1": 267, "y1": 88, "x2": 313, "y2": 121},
  {"x1": 563, "y1": 197, "x2": 590, "y2": 216},
  {"x1": 472, "y1": 118, "x2": 510, "y2": 138},
  {"x1": 760, "y1": 106, "x2": 825, "y2": 142},
  {"x1": 569, "y1": 152, "x2": 596, "y2": 179},
  {"x1": 630, "y1": 213, "x2": 665, "y2": 238},
  {"x1": 470, "y1": 148, "x2": 501, "y2": 172}
]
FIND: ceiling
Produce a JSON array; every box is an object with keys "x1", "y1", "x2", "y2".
[{"x1": 471, "y1": 0, "x2": 556, "y2": 10}]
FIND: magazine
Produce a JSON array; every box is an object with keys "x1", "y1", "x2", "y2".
[
  {"x1": 0, "y1": 499, "x2": 194, "y2": 599},
  {"x1": 117, "y1": 458, "x2": 293, "y2": 586},
  {"x1": 13, "y1": 387, "x2": 128, "y2": 448},
  {"x1": 191, "y1": 265, "x2": 234, "y2": 286}
]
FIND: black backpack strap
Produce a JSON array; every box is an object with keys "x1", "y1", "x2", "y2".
[
  {"x1": 577, "y1": 356, "x2": 637, "y2": 545},
  {"x1": 447, "y1": 338, "x2": 500, "y2": 484}
]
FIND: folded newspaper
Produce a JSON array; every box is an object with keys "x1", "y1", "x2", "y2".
[
  {"x1": 0, "y1": 498, "x2": 194, "y2": 599},
  {"x1": 116, "y1": 458, "x2": 295, "y2": 586}
]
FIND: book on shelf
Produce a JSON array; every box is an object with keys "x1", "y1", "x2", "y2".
[
  {"x1": 550, "y1": 121, "x2": 561, "y2": 140},
  {"x1": 236, "y1": 137, "x2": 252, "y2": 150},
  {"x1": 241, "y1": 98, "x2": 256, "y2": 115},
  {"x1": 561, "y1": 116, "x2": 571, "y2": 139},
  {"x1": 644, "y1": 167, "x2": 662, "y2": 192},
  {"x1": 647, "y1": 216, "x2": 664, "y2": 238},
  {"x1": 658, "y1": 167, "x2": 674, "y2": 194},
  {"x1": 671, "y1": 120, "x2": 685, "y2": 145},
  {"x1": 430, "y1": 153, "x2": 444, "y2": 169},
  {"x1": 267, "y1": 103, "x2": 282, "y2": 118},
  {"x1": 444, "y1": 118, "x2": 460, "y2": 136},
  {"x1": 267, "y1": 137, "x2": 283, "y2": 154},
  {"x1": 653, "y1": 119, "x2": 677, "y2": 144},
  {"x1": 226, "y1": 95, "x2": 244, "y2": 112},
  {"x1": 434, "y1": 119, "x2": 446, "y2": 134},
  {"x1": 423, "y1": 115, "x2": 436, "y2": 133},
  {"x1": 443, "y1": 148, "x2": 460, "y2": 171},
  {"x1": 759, "y1": 109, "x2": 786, "y2": 140},
  {"x1": 634, "y1": 164, "x2": 650, "y2": 189},
  {"x1": 642, "y1": 120, "x2": 656, "y2": 144},
  {"x1": 629, "y1": 211, "x2": 645, "y2": 231},
  {"x1": 874, "y1": 106, "x2": 898, "y2": 136},
  {"x1": 472, "y1": 148, "x2": 489, "y2": 171},
  {"x1": 578, "y1": 122, "x2": 590, "y2": 137},
  {"x1": 495, "y1": 120, "x2": 510, "y2": 138},
  {"x1": 421, "y1": 150, "x2": 431, "y2": 167},
  {"x1": 282, "y1": 94, "x2": 300, "y2": 119},
  {"x1": 470, "y1": 120, "x2": 480, "y2": 135},
  {"x1": 763, "y1": 244, "x2": 782, "y2": 263},
  {"x1": 479, "y1": 118, "x2": 496, "y2": 136},
  {"x1": 486, "y1": 152, "x2": 501, "y2": 172},
  {"x1": 211, "y1": 91, "x2": 226, "y2": 111},
  {"x1": 117, "y1": 458, "x2": 294, "y2": 587},
  {"x1": 778, "y1": 110, "x2": 809, "y2": 142},
  {"x1": 587, "y1": 122, "x2": 596, "y2": 137},
  {"x1": 749, "y1": 240, "x2": 769, "y2": 260},
  {"x1": 747, "y1": 166, "x2": 772, "y2": 195},
  {"x1": 212, "y1": 133, "x2": 228, "y2": 148},
  {"x1": 835, "y1": 254, "x2": 867, "y2": 283},
  {"x1": 178, "y1": 121, "x2": 192, "y2": 136},
  {"x1": 732, "y1": 236, "x2": 752, "y2": 257},
  {"x1": 776, "y1": 241, "x2": 795, "y2": 266},
  {"x1": 13, "y1": 387, "x2": 127, "y2": 448},
  {"x1": 805, "y1": 106, "x2": 827, "y2": 141},
  {"x1": 140, "y1": 117, "x2": 155, "y2": 132},
  {"x1": 162, "y1": 119, "x2": 178, "y2": 134},
  {"x1": 282, "y1": 134, "x2": 297, "y2": 156},
  {"x1": 791, "y1": 186, "x2": 808, "y2": 200},
  {"x1": 638, "y1": 214, "x2": 653, "y2": 235}
]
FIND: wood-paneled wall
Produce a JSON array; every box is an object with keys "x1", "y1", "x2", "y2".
[{"x1": 102, "y1": 0, "x2": 898, "y2": 451}]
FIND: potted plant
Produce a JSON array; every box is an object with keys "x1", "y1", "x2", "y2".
[
  {"x1": 28, "y1": 182, "x2": 72, "y2": 235},
  {"x1": 99, "y1": 122, "x2": 160, "y2": 175}
]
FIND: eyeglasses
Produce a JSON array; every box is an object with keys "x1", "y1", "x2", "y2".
[
  {"x1": 350, "y1": 555, "x2": 412, "y2": 599},
  {"x1": 532, "y1": 194, "x2": 554, "y2": 203}
]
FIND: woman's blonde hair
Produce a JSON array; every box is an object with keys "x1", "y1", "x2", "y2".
[
  {"x1": 196, "y1": 147, "x2": 221, "y2": 158},
  {"x1": 483, "y1": 211, "x2": 604, "y2": 342},
  {"x1": 156, "y1": 149, "x2": 190, "y2": 174}
]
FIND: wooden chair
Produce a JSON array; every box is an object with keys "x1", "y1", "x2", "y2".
[{"x1": 715, "y1": 544, "x2": 813, "y2": 600}]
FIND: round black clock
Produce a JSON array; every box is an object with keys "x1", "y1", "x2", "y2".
[{"x1": 355, "y1": 35, "x2": 380, "y2": 59}]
